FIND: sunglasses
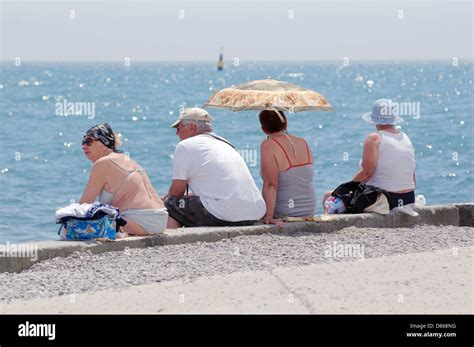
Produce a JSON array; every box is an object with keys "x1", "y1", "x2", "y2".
[
  {"x1": 82, "y1": 137, "x2": 95, "y2": 146},
  {"x1": 176, "y1": 123, "x2": 189, "y2": 132}
]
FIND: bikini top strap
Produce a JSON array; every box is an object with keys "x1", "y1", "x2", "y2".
[
  {"x1": 270, "y1": 137, "x2": 293, "y2": 167},
  {"x1": 108, "y1": 158, "x2": 129, "y2": 175},
  {"x1": 107, "y1": 158, "x2": 148, "y2": 200},
  {"x1": 283, "y1": 133, "x2": 297, "y2": 157},
  {"x1": 303, "y1": 139, "x2": 311, "y2": 164}
]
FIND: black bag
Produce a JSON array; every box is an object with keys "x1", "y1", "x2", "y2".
[{"x1": 331, "y1": 181, "x2": 389, "y2": 214}]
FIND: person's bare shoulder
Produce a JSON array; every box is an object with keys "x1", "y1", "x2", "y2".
[
  {"x1": 366, "y1": 132, "x2": 382, "y2": 144},
  {"x1": 260, "y1": 138, "x2": 274, "y2": 150},
  {"x1": 93, "y1": 155, "x2": 113, "y2": 171}
]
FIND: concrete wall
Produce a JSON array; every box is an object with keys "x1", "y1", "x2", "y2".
[{"x1": 0, "y1": 203, "x2": 472, "y2": 273}]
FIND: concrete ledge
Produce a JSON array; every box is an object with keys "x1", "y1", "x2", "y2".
[
  {"x1": 1, "y1": 203, "x2": 472, "y2": 273},
  {"x1": 454, "y1": 203, "x2": 474, "y2": 227}
]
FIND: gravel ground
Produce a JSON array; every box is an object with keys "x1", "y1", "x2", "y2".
[{"x1": 0, "y1": 225, "x2": 472, "y2": 303}]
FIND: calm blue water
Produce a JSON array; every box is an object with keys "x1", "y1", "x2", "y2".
[{"x1": 0, "y1": 62, "x2": 472, "y2": 243}]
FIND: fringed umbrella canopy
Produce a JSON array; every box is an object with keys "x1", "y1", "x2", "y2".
[{"x1": 204, "y1": 78, "x2": 333, "y2": 112}]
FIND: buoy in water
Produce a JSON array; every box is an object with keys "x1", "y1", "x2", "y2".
[{"x1": 217, "y1": 52, "x2": 224, "y2": 71}]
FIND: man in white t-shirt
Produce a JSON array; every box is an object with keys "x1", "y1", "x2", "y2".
[{"x1": 164, "y1": 107, "x2": 266, "y2": 228}]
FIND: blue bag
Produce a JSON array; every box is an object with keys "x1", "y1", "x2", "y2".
[{"x1": 58, "y1": 215, "x2": 117, "y2": 240}]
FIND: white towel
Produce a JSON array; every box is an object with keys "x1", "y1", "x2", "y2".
[{"x1": 55, "y1": 202, "x2": 119, "y2": 222}]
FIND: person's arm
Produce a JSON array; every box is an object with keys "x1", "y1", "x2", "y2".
[
  {"x1": 165, "y1": 144, "x2": 190, "y2": 200},
  {"x1": 79, "y1": 159, "x2": 107, "y2": 204},
  {"x1": 167, "y1": 179, "x2": 187, "y2": 198},
  {"x1": 261, "y1": 141, "x2": 284, "y2": 226},
  {"x1": 352, "y1": 133, "x2": 380, "y2": 182}
]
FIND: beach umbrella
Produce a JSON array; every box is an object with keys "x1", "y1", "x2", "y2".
[{"x1": 204, "y1": 78, "x2": 333, "y2": 113}]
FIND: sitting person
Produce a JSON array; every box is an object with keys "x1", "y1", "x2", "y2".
[
  {"x1": 259, "y1": 110, "x2": 316, "y2": 226},
  {"x1": 79, "y1": 123, "x2": 167, "y2": 235},
  {"x1": 165, "y1": 107, "x2": 266, "y2": 228},
  {"x1": 323, "y1": 99, "x2": 416, "y2": 212}
]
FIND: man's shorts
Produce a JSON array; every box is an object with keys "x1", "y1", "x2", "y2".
[
  {"x1": 387, "y1": 191, "x2": 415, "y2": 210},
  {"x1": 165, "y1": 196, "x2": 258, "y2": 227}
]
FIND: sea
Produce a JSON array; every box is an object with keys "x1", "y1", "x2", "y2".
[{"x1": 0, "y1": 61, "x2": 472, "y2": 243}]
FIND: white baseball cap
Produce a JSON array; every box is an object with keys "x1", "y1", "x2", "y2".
[{"x1": 170, "y1": 107, "x2": 214, "y2": 128}]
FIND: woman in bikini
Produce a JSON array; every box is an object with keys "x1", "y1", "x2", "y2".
[{"x1": 79, "y1": 123, "x2": 167, "y2": 235}]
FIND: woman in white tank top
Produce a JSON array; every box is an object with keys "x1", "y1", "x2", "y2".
[{"x1": 323, "y1": 99, "x2": 416, "y2": 211}]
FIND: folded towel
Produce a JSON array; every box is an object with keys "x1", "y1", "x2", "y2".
[{"x1": 55, "y1": 202, "x2": 121, "y2": 222}]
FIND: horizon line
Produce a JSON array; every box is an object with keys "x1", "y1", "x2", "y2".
[{"x1": 1, "y1": 58, "x2": 473, "y2": 64}]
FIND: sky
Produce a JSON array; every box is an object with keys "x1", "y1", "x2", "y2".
[{"x1": 0, "y1": 0, "x2": 472, "y2": 62}]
